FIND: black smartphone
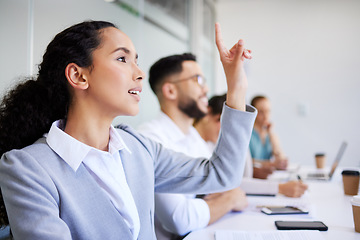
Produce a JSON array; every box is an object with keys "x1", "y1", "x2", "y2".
[
  {"x1": 261, "y1": 206, "x2": 309, "y2": 215},
  {"x1": 275, "y1": 221, "x2": 328, "y2": 231}
]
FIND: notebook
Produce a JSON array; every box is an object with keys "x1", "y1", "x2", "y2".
[{"x1": 304, "y1": 141, "x2": 347, "y2": 181}]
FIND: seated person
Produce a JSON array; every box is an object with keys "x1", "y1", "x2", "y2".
[
  {"x1": 0, "y1": 22, "x2": 256, "y2": 239},
  {"x1": 195, "y1": 94, "x2": 308, "y2": 198},
  {"x1": 250, "y1": 95, "x2": 288, "y2": 179},
  {"x1": 138, "y1": 54, "x2": 248, "y2": 240}
]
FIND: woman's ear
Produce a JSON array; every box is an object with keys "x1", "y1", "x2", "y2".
[
  {"x1": 65, "y1": 63, "x2": 89, "y2": 90},
  {"x1": 161, "y1": 82, "x2": 177, "y2": 100}
]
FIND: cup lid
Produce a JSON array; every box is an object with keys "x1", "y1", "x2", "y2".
[
  {"x1": 342, "y1": 170, "x2": 360, "y2": 176},
  {"x1": 315, "y1": 153, "x2": 325, "y2": 157},
  {"x1": 351, "y1": 195, "x2": 360, "y2": 206}
]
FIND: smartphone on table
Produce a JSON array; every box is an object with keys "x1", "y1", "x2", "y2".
[
  {"x1": 275, "y1": 220, "x2": 328, "y2": 231},
  {"x1": 261, "y1": 206, "x2": 309, "y2": 215}
]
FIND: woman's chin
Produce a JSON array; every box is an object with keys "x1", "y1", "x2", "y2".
[
  {"x1": 115, "y1": 105, "x2": 140, "y2": 117},
  {"x1": 126, "y1": 108, "x2": 140, "y2": 117}
]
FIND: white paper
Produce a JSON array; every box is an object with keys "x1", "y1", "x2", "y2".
[{"x1": 215, "y1": 230, "x2": 325, "y2": 240}]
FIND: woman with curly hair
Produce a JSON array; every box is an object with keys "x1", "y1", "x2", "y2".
[{"x1": 0, "y1": 20, "x2": 255, "y2": 239}]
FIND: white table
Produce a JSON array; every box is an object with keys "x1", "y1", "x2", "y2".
[{"x1": 184, "y1": 168, "x2": 360, "y2": 240}]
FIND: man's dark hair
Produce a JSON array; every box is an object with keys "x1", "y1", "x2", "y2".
[{"x1": 148, "y1": 53, "x2": 196, "y2": 95}]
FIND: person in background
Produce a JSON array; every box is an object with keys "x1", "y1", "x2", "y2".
[
  {"x1": 0, "y1": 21, "x2": 256, "y2": 239},
  {"x1": 192, "y1": 94, "x2": 225, "y2": 152},
  {"x1": 138, "y1": 53, "x2": 248, "y2": 240},
  {"x1": 195, "y1": 94, "x2": 308, "y2": 198},
  {"x1": 249, "y1": 95, "x2": 288, "y2": 179}
]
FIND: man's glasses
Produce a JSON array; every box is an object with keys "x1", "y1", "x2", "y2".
[{"x1": 171, "y1": 74, "x2": 207, "y2": 88}]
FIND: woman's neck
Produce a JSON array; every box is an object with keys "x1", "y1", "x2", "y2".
[
  {"x1": 64, "y1": 106, "x2": 112, "y2": 151},
  {"x1": 254, "y1": 123, "x2": 268, "y2": 142},
  {"x1": 194, "y1": 121, "x2": 208, "y2": 142}
]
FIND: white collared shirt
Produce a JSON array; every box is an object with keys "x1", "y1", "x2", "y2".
[
  {"x1": 138, "y1": 112, "x2": 211, "y2": 157},
  {"x1": 46, "y1": 120, "x2": 140, "y2": 240}
]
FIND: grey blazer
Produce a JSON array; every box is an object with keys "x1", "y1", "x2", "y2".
[{"x1": 0, "y1": 105, "x2": 256, "y2": 240}]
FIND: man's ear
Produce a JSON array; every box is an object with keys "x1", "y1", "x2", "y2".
[
  {"x1": 161, "y1": 82, "x2": 178, "y2": 100},
  {"x1": 65, "y1": 63, "x2": 89, "y2": 90}
]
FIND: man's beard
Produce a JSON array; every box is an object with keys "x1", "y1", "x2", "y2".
[{"x1": 178, "y1": 97, "x2": 207, "y2": 119}]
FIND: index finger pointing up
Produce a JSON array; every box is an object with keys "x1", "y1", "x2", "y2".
[{"x1": 215, "y1": 22, "x2": 227, "y2": 58}]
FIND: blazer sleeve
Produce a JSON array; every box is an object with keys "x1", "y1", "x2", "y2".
[{"x1": 151, "y1": 104, "x2": 257, "y2": 194}]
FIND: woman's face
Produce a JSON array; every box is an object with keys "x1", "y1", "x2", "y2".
[
  {"x1": 83, "y1": 27, "x2": 145, "y2": 118},
  {"x1": 207, "y1": 112, "x2": 221, "y2": 143},
  {"x1": 254, "y1": 98, "x2": 271, "y2": 127}
]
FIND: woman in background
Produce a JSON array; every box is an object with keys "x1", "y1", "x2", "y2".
[
  {"x1": 249, "y1": 96, "x2": 288, "y2": 179},
  {"x1": 195, "y1": 94, "x2": 307, "y2": 198},
  {"x1": 0, "y1": 21, "x2": 255, "y2": 239}
]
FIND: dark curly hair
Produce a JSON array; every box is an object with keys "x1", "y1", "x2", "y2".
[
  {"x1": 0, "y1": 20, "x2": 116, "y2": 226},
  {"x1": 208, "y1": 94, "x2": 227, "y2": 115},
  {"x1": 148, "y1": 53, "x2": 196, "y2": 95}
]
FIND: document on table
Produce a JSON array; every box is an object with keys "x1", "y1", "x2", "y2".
[
  {"x1": 215, "y1": 230, "x2": 325, "y2": 240},
  {"x1": 245, "y1": 194, "x2": 313, "y2": 216}
]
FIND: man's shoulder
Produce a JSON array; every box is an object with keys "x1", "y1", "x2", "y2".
[
  {"x1": 137, "y1": 114, "x2": 176, "y2": 144},
  {"x1": 137, "y1": 118, "x2": 163, "y2": 132}
]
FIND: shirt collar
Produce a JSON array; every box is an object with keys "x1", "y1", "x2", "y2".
[
  {"x1": 158, "y1": 111, "x2": 200, "y2": 142},
  {"x1": 46, "y1": 120, "x2": 131, "y2": 172},
  {"x1": 109, "y1": 124, "x2": 132, "y2": 155},
  {"x1": 158, "y1": 111, "x2": 187, "y2": 142}
]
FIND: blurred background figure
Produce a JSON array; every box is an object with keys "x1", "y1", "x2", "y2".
[
  {"x1": 249, "y1": 95, "x2": 288, "y2": 179},
  {"x1": 195, "y1": 94, "x2": 308, "y2": 198},
  {"x1": 193, "y1": 94, "x2": 224, "y2": 151}
]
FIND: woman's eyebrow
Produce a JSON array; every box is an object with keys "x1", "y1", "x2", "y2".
[
  {"x1": 112, "y1": 47, "x2": 130, "y2": 54},
  {"x1": 112, "y1": 47, "x2": 138, "y2": 59}
]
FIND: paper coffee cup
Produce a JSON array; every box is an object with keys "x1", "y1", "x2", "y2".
[
  {"x1": 351, "y1": 195, "x2": 360, "y2": 233},
  {"x1": 315, "y1": 153, "x2": 326, "y2": 169},
  {"x1": 342, "y1": 170, "x2": 360, "y2": 195}
]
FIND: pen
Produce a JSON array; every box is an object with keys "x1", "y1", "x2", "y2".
[{"x1": 297, "y1": 174, "x2": 309, "y2": 192}]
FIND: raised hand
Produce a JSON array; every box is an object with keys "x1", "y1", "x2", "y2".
[{"x1": 215, "y1": 22, "x2": 252, "y2": 111}]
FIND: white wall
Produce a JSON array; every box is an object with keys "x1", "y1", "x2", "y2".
[
  {"x1": 0, "y1": 0, "x2": 189, "y2": 127},
  {"x1": 2, "y1": 0, "x2": 359, "y2": 168},
  {"x1": 0, "y1": 0, "x2": 29, "y2": 95},
  {"x1": 216, "y1": 0, "x2": 360, "y2": 167}
]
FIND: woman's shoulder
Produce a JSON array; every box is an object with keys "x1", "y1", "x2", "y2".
[
  {"x1": 114, "y1": 123, "x2": 143, "y2": 141},
  {"x1": 2, "y1": 137, "x2": 59, "y2": 169},
  {"x1": 0, "y1": 139, "x2": 57, "y2": 190},
  {"x1": 114, "y1": 123, "x2": 159, "y2": 157},
  {"x1": 5, "y1": 137, "x2": 50, "y2": 155}
]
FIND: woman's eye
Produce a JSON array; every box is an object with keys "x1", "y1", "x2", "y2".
[{"x1": 117, "y1": 56, "x2": 126, "y2": 63}]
